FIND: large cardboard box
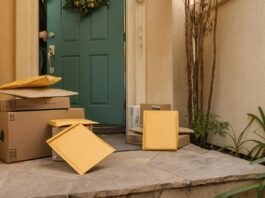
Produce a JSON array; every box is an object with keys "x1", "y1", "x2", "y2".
[
  {"x1": 0, "y1": 97, "x2": 70, "y2": 112},
  {"x1": 0, "y1": 108, "x2": 84, "y2": 163}
]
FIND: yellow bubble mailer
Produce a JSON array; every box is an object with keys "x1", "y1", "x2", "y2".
[
  {"x1": 0, "y1": 75, "x2": 61, "y2": 89},
  {"x1": 46, "y1": 124, "x2": 115, "y2": 175},
  {"x1": 48, "y1": 119, "x2": 99, "y2": 128},
  {"x1": 142, "y1": 111, "x2": 179, "y2": 151}
]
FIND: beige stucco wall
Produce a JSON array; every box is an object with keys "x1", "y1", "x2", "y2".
[
  {"x1": 0, "y1": 1, "x2": 16, "y2": 87},
  {"x1": 145, "y1": 0, "x2": 174, "y2": 106},
  {"x1": 0, "y1": 0, "x2": 38, "y2": 90},
  {"x1": 206, "y1": 0, "x2": 265, "y2": 152}
]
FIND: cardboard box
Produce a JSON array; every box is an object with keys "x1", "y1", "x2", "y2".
[
  {"x1": 126, "y1": 130, "x2": 142, "y2": 145},
  {"x1": 126, "y1": 131, "x2": 190, "y2": 149},
  {"x1": 0, "y1": 97, "x2": 70, "y2": 112},
  {"x1": 140, "y1": 104, "x2": 171, "y2": 127},
  {"x1": 0, "y1": 108, "x2": 84, "y2": 163},
  {"x1": 129, "y1": 127, "x2": 194, "y2": 135}
]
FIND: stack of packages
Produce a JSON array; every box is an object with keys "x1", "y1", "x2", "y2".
[
  {"x1": 127, "y1": 104, "x2": 194, "y2": 149},
  {"x1": 0, "y1": 76, "x2": 115, "y2": 175}
]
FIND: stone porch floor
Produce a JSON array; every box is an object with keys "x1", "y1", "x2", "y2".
[{"x1": 1, "y1": 144, "x2": 265, "y2": 198}]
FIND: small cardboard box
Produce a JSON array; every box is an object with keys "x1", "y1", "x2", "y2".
[
  {"x1": 0, "y1": 97, "x2": 70, "y2": 112},
  {"x1": 126, "y1": 130, "x2": 142, "y2": 145},
  {"x1": 140, "y1": 104, "x2": 171, "y2": 127},
  {"x1": 0, "y1": 108, "x2": 84, "y2": 163},
  {"x1": 126, "y1": 131, "x2": 190, "y2": 149}
]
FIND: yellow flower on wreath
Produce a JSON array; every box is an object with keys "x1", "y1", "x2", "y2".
[
  {"x1": 73, "y1": 0, "x2": 84, "y2": 7},
  {"x1": 87, "y1": 0, "x2": 95, "y2": 8}
]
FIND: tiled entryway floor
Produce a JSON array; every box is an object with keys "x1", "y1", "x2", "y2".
[{"x1": 0, "y1": 141, "x2": 265, "y2": 198}]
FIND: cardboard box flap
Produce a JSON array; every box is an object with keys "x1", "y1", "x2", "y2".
[
  {"x1": 179, "y1": 127, "x2": 194, "y2": 134},
  {"x1": 48, "y1": 119, "x2": 99, "y2": 127},
  {"x1": 143, "y1": 111, "x2": 179, "y2": 151},
  {"x1": 130, "y1": 127, "x2": 143, "y2": 134},
  {"x1": 46, "y1": 124, "x2": 115, "y2": 175},
  {"x1": 0, "y1": 75, "x2": 61, "y2": 89},
  {"x1": 0, "y1": 88, "x2": 78, "y2": 99}
]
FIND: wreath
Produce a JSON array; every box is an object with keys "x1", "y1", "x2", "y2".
[{"x1": 63, "y1": 0, "x2": 109, "y2": 18}]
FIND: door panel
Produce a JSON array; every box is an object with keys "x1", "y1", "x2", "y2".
[{"x1": 47, "y1": 0, "x2": 125, "y2": 125}]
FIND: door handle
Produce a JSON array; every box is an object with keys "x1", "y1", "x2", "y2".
[{"x1": 48, "y1": 45, "x2": 56, "y2": 74}]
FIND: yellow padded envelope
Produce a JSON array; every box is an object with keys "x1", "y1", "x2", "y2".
[
  {"x1": 46, "y1": 124, "x2": 115, "y2": 175},
  {"x1": 142, "y1": 111, "x2": 179, "y2": 151},
  {"x1": 0, "y1": 75, "x2": 61, "y2": 89},
  {"x1": 48, "y1": 119, "x2": 99, "y2": 127}
]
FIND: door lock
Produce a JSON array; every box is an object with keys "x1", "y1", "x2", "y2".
[
  {"x1": 48, "y1": 45, "x2": 56, "y2": 74},
  {"x1": 48, "y1": 45, "x2": 55, "y2": 56}
]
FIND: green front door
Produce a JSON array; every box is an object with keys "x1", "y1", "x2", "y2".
[{"x1": 47, "y1": 0, "x2": 125, "y2": 125}]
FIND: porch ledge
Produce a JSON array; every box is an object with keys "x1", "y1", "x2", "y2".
[{"x1": 0, "y1": 144, "x2": 265, "y2": 198}]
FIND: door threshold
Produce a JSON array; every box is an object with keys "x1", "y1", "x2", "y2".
[{"x1": 93, "y1": 124, "x2": 126, "y2": 134}]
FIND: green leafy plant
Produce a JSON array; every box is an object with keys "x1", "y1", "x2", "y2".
[
  {"x1": 190, "y1": 113, "x2": 229, "y2": 148},
  {"x1": 219, "y1": 118, "x2": 254, "y2": 157},
  {"x1": 248, "y1": 107, "x2": 265, "y2": 132},
  {"x1": 215, "y1": 158, "x2": 265, "y2": 198},
  {"x1": 216, "y1": 108, "x2": 265, "y2": 197},
  {"x1": 248, "y1": 107, "x2": 265, "y2": 159}
]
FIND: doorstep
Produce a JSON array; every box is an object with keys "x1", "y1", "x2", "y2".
[{"x1": 0, "y1": 144, "x2": 265, "y2": 198}]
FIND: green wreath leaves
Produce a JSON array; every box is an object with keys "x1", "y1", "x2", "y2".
[{"x1": 63, "y1": 0, "x2": 109, "y2": 18}]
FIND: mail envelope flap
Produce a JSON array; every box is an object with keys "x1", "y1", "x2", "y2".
[
  {"x1": 48, "y1": 119, "x2": 99, "y2": 127},
  {"x1": 0, "y1": 75, "x2": 61, "y2": 89}
]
